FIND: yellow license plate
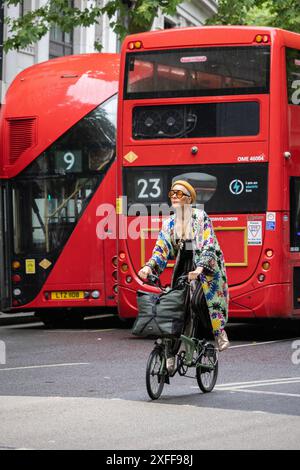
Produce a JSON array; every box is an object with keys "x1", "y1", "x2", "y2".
[{"x1": 51, "y1": 291, "x2": 84, "y2": 300}]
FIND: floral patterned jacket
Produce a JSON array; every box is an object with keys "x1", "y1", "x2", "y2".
[{"x1": 146, "y1": 208, "x2": 229, "y2": 325}]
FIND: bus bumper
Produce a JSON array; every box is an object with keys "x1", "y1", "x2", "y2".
[
  {"x1": 230, "y1": 283, "x2": 293, "y2": 319},
  {"x1": 119, "y1": 283, "x2": 295, "y2": 320}
]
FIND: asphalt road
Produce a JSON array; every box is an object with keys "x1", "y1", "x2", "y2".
[{"x1": 0, "y1": 315, "x2": 299, "y2": 450}]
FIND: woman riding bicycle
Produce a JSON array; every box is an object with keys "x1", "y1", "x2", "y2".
[{"x1": 138, "y1": 180, "x2": 230, "y2": 372}]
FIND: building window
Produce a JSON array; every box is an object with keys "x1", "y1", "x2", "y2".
[
  {"x1": 19, "y1": 0, "x2": 31, "y2": 17},
  {"x1": 164, "y1": 17, "x2": 177, "y2": 29},
  {"x1": 49, "y1": 27, "x2": 73, "y2": 58},
  {"x1": 49, "y1": 1, "x2": 74, "y2": 58}
]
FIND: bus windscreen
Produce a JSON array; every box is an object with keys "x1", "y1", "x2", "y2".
[{"x1": 125, "y1": 46, "x2": 270, "y2": 99}]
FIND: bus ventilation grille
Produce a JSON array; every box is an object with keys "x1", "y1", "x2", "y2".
[{"x1": 8, "y1": 117, "x2": 37, "y2": 165}]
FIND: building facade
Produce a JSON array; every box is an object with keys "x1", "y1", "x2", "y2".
[{"x1": 0, "y1": 0, "x2": 217, "y2": 103}]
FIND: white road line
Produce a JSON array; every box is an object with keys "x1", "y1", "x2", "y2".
[
  {"x1": 233, "y1": 389, "x2": 300, "y2": 398},
  {"x1": 229, "y1": 338, "x2": 300, "y2": 348},
  {"x1": 0, "y1": 362, "x2": 89, "y2": 371},
  {"x1": 191, "y1": 376, "x2": 300, "y2": 391},
  {"x1": 44, "y1": 328, "x2": 116, "y2": 333},
  {"x1": 215, "y1": 377, "x2": 300, "y2": 388},
  {"x1": 216, "y1": 379, "x2": 300, "y2": 390}
]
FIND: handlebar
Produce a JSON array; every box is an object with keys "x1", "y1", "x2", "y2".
[
  {"x1": 147, "y1": 273, "x2": 162, "y2": 287},
  {"x1": 144, "y1": 273, "x2": 190, "y2": 290}
]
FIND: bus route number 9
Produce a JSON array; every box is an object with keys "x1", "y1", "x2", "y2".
[
  {"x1": 137, "y1": 178, "x2": 162, "y2": 200},
  {"x1": 64, "y1": 152, "x2": 75, "y2": 170},
  {"x1": 55, "y1": 150, "x2": 82, "y2": 173}
]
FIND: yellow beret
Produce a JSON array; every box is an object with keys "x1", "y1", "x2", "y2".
[{"x1": 171, "y1": 180, "x2": 197, "y2": 203}]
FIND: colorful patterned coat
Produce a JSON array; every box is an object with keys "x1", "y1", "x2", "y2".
[{"x1": 145, "y1": 208, "x2": 229, "y2": 336}]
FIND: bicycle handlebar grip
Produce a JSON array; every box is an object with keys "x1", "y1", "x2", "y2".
[{"x1": 147, "y1": 273, "x2": 159, "y2": 284}]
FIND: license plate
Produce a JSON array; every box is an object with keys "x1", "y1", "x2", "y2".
[{"x1": 50, "y1": 291, "x2": 84, "y2": 300}]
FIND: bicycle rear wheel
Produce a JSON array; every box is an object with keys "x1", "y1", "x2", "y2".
[
  {"x1": 196, "y1": 343, "x2": 218, "y2": 393},
  {"x1": 146, "y1": 347, "x2": 166, "y2": 400}
]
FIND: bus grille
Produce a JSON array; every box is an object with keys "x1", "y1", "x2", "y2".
[{"x1": 8, "y1": 117, "x2": 37, "y2": 165}]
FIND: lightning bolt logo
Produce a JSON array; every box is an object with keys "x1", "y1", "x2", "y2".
[{"x1": 229, "y1": 179, "x2": 244, "y2": 195}]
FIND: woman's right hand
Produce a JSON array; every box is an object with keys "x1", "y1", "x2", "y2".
[{"x1": 138, "y1": 265, "x2": 152, "y2": 280}]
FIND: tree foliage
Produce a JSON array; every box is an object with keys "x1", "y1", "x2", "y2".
[
  {"x1": 205, "y1": 0, "x2": 300, "y2": 33},
  {"x1": 3, "y1": 0, "x2": 182, "y2": 52}
]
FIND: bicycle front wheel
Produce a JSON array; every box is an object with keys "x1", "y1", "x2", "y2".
[
  {"x1": 146, "y1": 347, "x2": 166, "y2": 400},
  {"x1": 196, "y1": 344, "x2": 218, "y2": 393}
]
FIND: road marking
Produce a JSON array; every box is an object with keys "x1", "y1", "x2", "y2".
[
  {"x1": 43, "y1": 328, "x2": 116, "y2": 333},
  {"x1": 216, "y1": 379, "x2": 300, "y2": 390},
  {"x1": 1, "y1": 322, "x2": 43, "y2": 329},
  {"x1": 192, "y1": 376, "x2": 300, "y2": 391},
  {"x1": 229, "y1": 338, "x2": 300, "y2": 348},
  {"x1": 234, "y1": 389, "x2": 300, "y2": 398},
  {"x1": 215, "y1": 377, "x2": 300, "y2": 389},
  {"x1": 0, "y1": 362, "x2": 89, "y2": 372}
]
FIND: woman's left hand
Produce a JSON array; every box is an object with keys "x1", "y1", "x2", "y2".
[{"x1": 188, "y1": 267, "x2": 203, "y2": 281}]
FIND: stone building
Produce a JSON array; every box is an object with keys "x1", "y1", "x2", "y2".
[{"x1": 0, "y1": 0, "x2": 217, "y2": 103}]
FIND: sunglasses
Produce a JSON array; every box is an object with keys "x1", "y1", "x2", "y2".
[{"x1": 168, "y1": 189, "x2": 190, "y2": 199}]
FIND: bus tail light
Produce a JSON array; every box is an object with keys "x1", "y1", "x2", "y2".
[
  {"x1": 13, "y1": 288, "x2": 22, "y2": 296},
  {"x1": 119, "y1": 252, "x2": 126, "y2": 260},
  {"x1": 128, "y1": 40, "x2": 143, "y2": 50},
  {"x1": 113, "y1": 284, "x2": 118, "y2": 294},
  {"x1": 12, "y1": 260, "x2": 21, "y2": 269},
  {"x1": 262, "y1": 262, "x2": 270, "y2": 270},
  {"x1": 126, "y1": 276, "x2": 132, "y2": 283},
  {"x1": 265, "y1": 249, "x2": 273, "y2": 258},
  {"x1": 12, "y1": 274, "x2": 21, "y2": 283},
  {"x1": 254, "y1": 34, "x2": 270, "y2": 43},
  {"x1": 121, "y1": 263, "x2": 128, "y2": 273},
  {"x1": 112, "y1": 270, "x2": 118, "y2": 280},
  {"x1": 112, "y1": 256, "x2": 118, "y2": 267},
  {"x1": 257, "y1": 274, "x2": 265, "y2": 282}
]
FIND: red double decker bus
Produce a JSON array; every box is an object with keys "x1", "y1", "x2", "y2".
[
  {"x1": 0, "y1": 53, "x2": 119, "y2": 325},
  {"x1": 117, "y1": 26, "x2": 300, "y2": 321}
]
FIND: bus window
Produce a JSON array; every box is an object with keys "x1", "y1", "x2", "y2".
[
  {"x1": 171, "y1": 172, "x2": 217, "y2": 204},
  {"x1": 12, "y1": 94, "x2": 117, "y2": 255},
  {"x1": 125, "y1": 46, "x2": 270, "y2": 99},
  {"x1": 286, "y1": 48, "x2": 300, "y2": 105},
  {"x1": 133, "y1": 102, "x2": 259, "y2": 139},
  {"x1": 290, "y1": 177, "x2": 300, "y2": 251}
]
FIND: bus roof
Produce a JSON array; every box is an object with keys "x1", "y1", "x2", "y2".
[
  {"x1": 122, "y1": 25, "x2": 300, "y2": 50},
  {"x1": 0, "y1": 53, "x2": 119, "y2": 177}
]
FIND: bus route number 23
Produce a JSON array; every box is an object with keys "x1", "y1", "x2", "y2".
[{"x1": 137, "y1": 178, "x2": 162, "y2": 199}]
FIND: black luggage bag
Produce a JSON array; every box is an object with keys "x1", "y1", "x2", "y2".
[{"x1": 132, "y1": 286, "x2": 187, "y2": 338}]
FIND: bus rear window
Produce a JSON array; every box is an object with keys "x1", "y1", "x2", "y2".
[
  {"x1": 125, "y1": 46, "x2": 270, "y2": 99},
  {"x1": 133, "y1": 102, "x2": 259, "y2": 139}
]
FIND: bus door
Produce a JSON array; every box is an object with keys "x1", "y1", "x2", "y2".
[{"x1": 0, "y1": 181, "x2": 12, "y2": 311}]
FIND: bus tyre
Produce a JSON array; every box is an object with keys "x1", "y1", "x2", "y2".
[
  {"x1": 196, "y1": 344, "x2": 218, "y2": 393},
  {"x1": 146, "y1": 347, "x2": 166, "y2": 400}
]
